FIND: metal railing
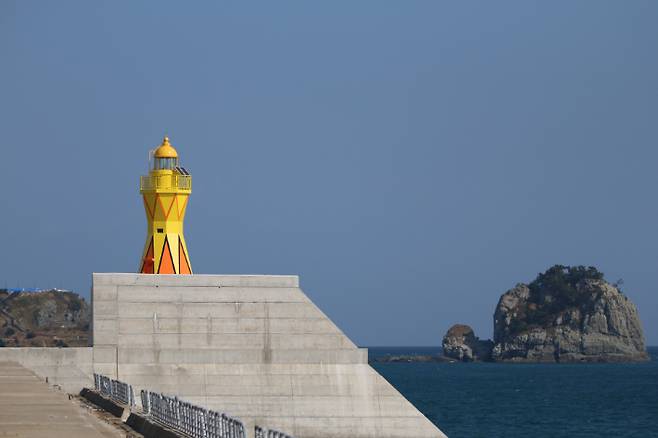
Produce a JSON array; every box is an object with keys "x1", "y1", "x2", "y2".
[
  {"x1": 94, "y1": 373, "x2": 111, "y2": 395},
  {"x1": 140, "y1": 174, "x2": 192, "y2": 192},
  {"x1": 93, "y1": 373, "x2": 135, "y2": 407},
  {"x1": 254, "y1": 426, "x2": 295, "y2": 438},
  {"x1": 92, "y1": 374, "x2": 295, "y2": 438},
  {"x1": 141, "y1": 390, "x2": 247, "y2": 438}
]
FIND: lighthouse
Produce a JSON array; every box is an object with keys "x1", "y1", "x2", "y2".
[{"x1": 139, "y1": 136, "x2": 192, "y2": 274}]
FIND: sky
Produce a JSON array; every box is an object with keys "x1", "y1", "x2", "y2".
[{"x1": 1, "y1": 1, "x2": 657, "y2": 345}]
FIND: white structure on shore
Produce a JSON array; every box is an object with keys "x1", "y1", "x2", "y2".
[{"x1": 0, "y1": 273, "x2": 447, "y2": 438}]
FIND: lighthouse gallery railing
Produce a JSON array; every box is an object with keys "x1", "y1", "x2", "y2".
[{"x1": 140, "y1": 174, "x2": 191, "y2": 191}]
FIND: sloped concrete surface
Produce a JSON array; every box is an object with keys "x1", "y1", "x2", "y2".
[
  {"x1": 0, "y1": 347, "x2": 92, "y2": 393},
  {"x1": 0, "y1": 361, "x2": 123, "y2": 438},
  {"x1": 93, "y1": 273, "x2": 447, "y2": 438}
]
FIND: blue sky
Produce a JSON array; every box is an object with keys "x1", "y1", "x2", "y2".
[{"x1": 1, "y1": 1, "x2": 657, "y2": 345}]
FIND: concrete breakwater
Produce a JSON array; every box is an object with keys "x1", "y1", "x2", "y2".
[{"x1": 0, "y1": 273, "x2": 446, "y2": 438}]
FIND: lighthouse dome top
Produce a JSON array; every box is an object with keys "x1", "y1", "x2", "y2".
[{"x1": 154, "y1": 136, "x2": 178, "y2": 158}]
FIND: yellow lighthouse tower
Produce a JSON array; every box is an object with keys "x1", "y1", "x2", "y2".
[{"x1": 139, "y1": 136, "x2": 192, "y2": 274}]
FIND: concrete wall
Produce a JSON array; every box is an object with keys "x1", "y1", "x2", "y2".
[
  {"x1": 92, "y1": 273, "x2": 446, "y2": 438},
  {"x1": 0, "y1": 347, "x2": 92, "y2": 393}
]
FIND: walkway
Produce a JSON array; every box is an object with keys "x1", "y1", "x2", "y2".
[{"x1": 0, "y1": 361, "x2": 123, "y2": 438}]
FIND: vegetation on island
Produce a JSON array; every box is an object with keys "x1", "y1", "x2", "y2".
[{"x1": 509, "y1": 265, "x2": 606, "y2": 334}]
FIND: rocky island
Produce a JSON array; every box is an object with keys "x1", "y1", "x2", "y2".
[
  {"x1": 375, "y1": 265, "x2": 649, "y2": 364},
  {"x1": 444, "y1": 265, "x2": 649, "y2": 363}
]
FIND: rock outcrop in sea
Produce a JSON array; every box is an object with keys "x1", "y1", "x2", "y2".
[
  {"x1": 442, "y1": 324, "x2": 493, "y2": 362},
  {"x1": 442, "y1": 265, "x2": 649, "y2": 363}
]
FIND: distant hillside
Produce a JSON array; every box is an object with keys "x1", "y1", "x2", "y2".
[{"x1": 0, "y1": 289, "x2": 90, "y2": 347}]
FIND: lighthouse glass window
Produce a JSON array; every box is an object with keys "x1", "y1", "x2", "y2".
[{"x1": 154, "y1": 157, "x2": 178, "y2": 170}]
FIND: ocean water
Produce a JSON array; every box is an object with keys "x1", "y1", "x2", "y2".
[{"x1": 369, "y1": 346, "x2": 658, "y2": 438}]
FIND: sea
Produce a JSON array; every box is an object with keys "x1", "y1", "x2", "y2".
[{"x1": 369, "y1": 346, "x2": 658, "y2": 438}]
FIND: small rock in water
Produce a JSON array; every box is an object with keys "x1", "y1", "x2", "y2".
[{"x1": 442, "y1": 324, "x2": 493, "y2": 362}]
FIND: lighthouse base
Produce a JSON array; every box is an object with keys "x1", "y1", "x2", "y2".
[{"x1": 91, "y1": 273, "x2": 446, "y2": 438}]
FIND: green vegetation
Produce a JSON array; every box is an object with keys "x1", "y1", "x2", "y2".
[
  {"x1": 529, "y1": 265, "x2": 604, "y2": 304},
  {"x1": 514, "y1": 265, "x2": 606, "y2": 333}
]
